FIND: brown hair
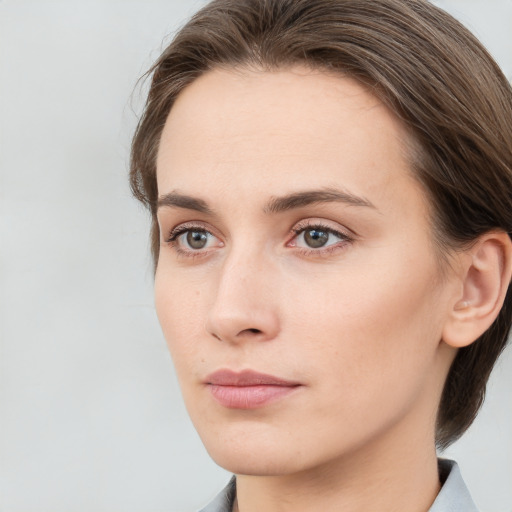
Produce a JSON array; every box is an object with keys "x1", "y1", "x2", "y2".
[{"x1": 130, "y1": 0, "x2": 512, "y2": 448}]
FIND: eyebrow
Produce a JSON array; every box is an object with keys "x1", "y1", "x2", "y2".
[
  {"x1": 264, "y1": 188, "x2": 376, "y2": 214},
  {"x1": 156, "y1": 187, "x2": 376, "y2": 215},
  {"x1": 157, "y1": 192, "x2": 214, "y2": 215}
]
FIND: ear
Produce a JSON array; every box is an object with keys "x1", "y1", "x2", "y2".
[{"x1": 442, "y1": 231, "x2": 512, "y2": 348}]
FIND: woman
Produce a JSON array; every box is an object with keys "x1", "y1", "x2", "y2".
[{"x1": 130, "y1": 1, "x2": 512, "y2": 510}]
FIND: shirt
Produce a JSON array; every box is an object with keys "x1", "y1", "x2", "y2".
[{"x1": 198, "y1": 459, "x2": 478, "y2": 512}]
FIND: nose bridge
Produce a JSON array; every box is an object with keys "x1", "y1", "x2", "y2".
[{"x1": 206, "y1": 242, "x2": 280, "y2": 343}]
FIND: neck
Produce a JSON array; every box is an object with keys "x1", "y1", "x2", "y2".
[{"x1": 234, "y1": 422, "x2": 441, "y2": 512}]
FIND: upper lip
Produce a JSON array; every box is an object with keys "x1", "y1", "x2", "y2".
[{"x1": 205, "y1": 369, "x2": 301, "y2": 387}]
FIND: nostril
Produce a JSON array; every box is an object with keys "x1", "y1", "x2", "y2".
[{"x1": 210, "y1": 329, "x2": 261, "y2": 341}]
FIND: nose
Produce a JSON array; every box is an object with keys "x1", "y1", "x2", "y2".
[{"x1": 205, "y1": 249, "x2": 280, "y2": 344}]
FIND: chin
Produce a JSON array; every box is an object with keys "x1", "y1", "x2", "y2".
[
  {"x1": 197, "y1": 424, "x2": 309, "y2": 476},
  {"x1": 207, "y1": 447, "x2": 303, "y2": 476}
]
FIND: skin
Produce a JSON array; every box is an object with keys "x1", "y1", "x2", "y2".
[{"x1": 154, "y1": 66, "x2": 469, "y2": 512}]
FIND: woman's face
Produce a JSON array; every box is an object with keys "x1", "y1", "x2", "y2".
[{"x1": 155, "y1": 67, "x2": 458, "y2": 475}]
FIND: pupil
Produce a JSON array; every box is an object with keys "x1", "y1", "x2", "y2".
[
  {"x1": 304, "y1": 229, "x2": 328, "y2": 248},
  {"x1": 187, "y1": 231, "x2": 207, "y2": 249}
]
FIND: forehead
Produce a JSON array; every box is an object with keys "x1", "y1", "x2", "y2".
[{"x1": 156, "y1": 66, "x2": 424, "y2": 214}]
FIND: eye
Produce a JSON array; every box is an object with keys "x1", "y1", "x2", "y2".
[
  {"x1": 183, "y1": 230, "x2": 210, "y2": 250},
  {"x1": 288, "y1": 221, "x2": 353, "y2": 253},
  {"x1": 299, "y1": 227, "x2": 333, "y2": 248},
  {"x1": 166, "y1": 224, "x2": 223, "y2": 254}
]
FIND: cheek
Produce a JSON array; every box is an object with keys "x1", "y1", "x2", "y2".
[
  {"x1": 154, "y1": 270, "x2": 208, "y2": 375},
  {"x1": 283, "y1": 249, "x2": 444, "y2": 393}
]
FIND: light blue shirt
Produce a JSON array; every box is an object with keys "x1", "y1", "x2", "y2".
[{"x1": 199, "y1": 459, "x2": 478, "y2": 512}]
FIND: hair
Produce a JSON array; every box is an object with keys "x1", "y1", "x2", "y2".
[{"x1": 130, "y1": 0, "x2": 512, "y2": 449}]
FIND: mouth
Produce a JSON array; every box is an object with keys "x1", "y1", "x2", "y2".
[{"x1": 204, "y1": 369, "x2": 302, "y2": 409}]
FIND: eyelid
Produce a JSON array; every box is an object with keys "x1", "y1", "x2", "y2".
[
  {"x1": 290, "y1": 218, "x2": 355, "y2": 239},
  {"x1": 163, "y1": 221, "x2": 225, "y2": 261},
  {"x1": 286, "y1": 218, "x2": 355, "y2": 254},
  {"x1": 165, "y1": 221, "x2": 219, "y2": 243},
  {"x1": 163, "y1": 218, "x2": 355, "y2": 259}
]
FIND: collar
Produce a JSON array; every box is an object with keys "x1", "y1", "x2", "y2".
[
  {"x1": 429, "y1": 459, "x2": 479, "y2": 512},
  {"x1": 199, "y1": 459, "x2": 478, "y2": 512},
  {"x1": 199, "y1": 476, "x2": 236, "y2": 512}
]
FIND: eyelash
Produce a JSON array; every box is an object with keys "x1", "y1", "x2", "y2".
[
  {"x1": 289, "y1": 220, "x2": 354, "y2": 256},
  {"x1": 166, "y1": 222, "x2": 219, "y2": 259},
  {"x1": 165, "y1": 220, "x2": 354, "y2": 258}
]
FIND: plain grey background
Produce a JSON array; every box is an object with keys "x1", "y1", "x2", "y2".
[{"x1": 0, "y1": 1, "x2": 511, "y2": 511}]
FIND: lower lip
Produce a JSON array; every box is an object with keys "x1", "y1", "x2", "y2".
[{"x1": 207, "y1": 384, "x2": 300, "y2": 409}]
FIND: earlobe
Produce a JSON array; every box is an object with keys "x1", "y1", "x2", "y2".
[{"x1": 442, "y1": 231, "x2": 512, "y2": 348}]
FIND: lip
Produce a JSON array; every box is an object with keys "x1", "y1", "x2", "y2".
[{"x1": 205, "y1": 369, "x2": 302, "y2": 409}]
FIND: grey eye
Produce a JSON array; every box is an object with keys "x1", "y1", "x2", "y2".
[
  {"x1": 186, "y1": 231, "x2": 209, "y2": 249},
  {"x1": 304, "y1": 228, "x2": 329, "y2": 248}
]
